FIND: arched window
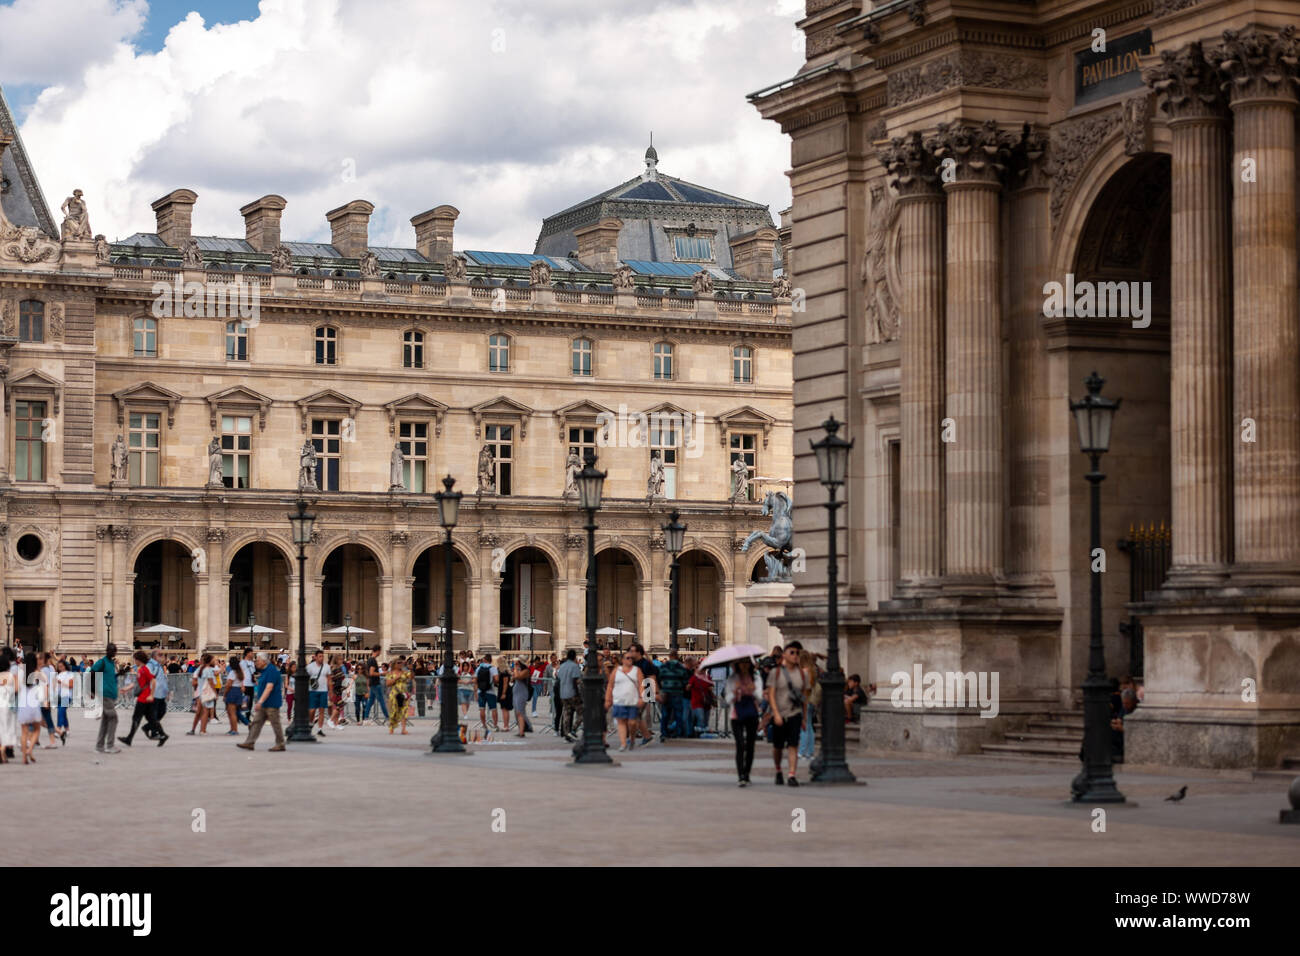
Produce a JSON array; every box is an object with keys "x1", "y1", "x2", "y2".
[
  {"x1": 571, "y1": 337, "x2": 593, "y2": 376},
  {"x1": 18, "y1": 300, "x2": 43, "y2": 343},
  {"x1": 403, "y1": 330, "x2": 424, "y2": 369},
  {"x1": 732, "y1": 345, "x2": 753, "y2": 384},
  {"x1": 653, "y1": 341, "x2": 674, "y2": 381},
  {"x1": 226, "y1": 321, "x2": 248, "y2": 361},
  {"x1": 133, "y1": 316, "x2": 157, "y2": 358},
  {"x1": 315, "y1": 326, "x2": 337, "y2": 365},
  {"x1": 488, "y1": 334, "x2": 510, "y2": 373}
]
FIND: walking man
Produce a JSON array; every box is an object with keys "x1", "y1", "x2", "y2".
[
  {"x1": 89, "y1": 643, "x2": 121, "y2": 754},
  {"x1": 475, "y1": 654, "x2": 499, "y2": 732},
  {"x1": 148, "y1": 649, "x2": 170, "y2": 739},
  {"x1": 237, "y1": 652, "x2": 286, "y2": 751},
  {"x1": 655, "y1": 649, "x2": 690, "y2": 741},
  {"x1": 239, "y1": 648, "x2": 256, "y2": 724},
  {"x1": 365, "y1": 646, "x2": 388, "y2": 722},
  {"x1": 555, "y1": 649, "x2": 582, "y2": 741},
  {"x1": 307, "y1": 649, "x2": 330, "y2": 737},
  {"x1": 627, "y1": 644, "x2": 658, "y2": 746},
  {"x1": 765, "y1": 640, "x2": 806, "y2": 786}
]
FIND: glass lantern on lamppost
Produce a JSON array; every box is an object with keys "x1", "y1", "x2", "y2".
[
  {"x1": 573, "y1": 451, "x2": 612, "y2": 764},
  {"x1": 663, "y1": 510, "x2": 686, "y2": 656},
  {"x1": 432, "y1": 474, "x2": 466, "y2": 754},
  {"x1": 103, "y1": 610, "x2": 111, "y2": 656},
  {"x1": 704, "y1": 616, "x2": 713, "y2": 651},
  {"x1": 287, "y1": 498, "x2": 318, "y2": 744},
  {"x1": 809, "y1": 415, "x2": 857, "y2": 784},
  {"x1": 1069, "y1": 372, "x2": 1125, "y2": 804}
]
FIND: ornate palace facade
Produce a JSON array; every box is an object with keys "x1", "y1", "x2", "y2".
[
  {"x1": 753, "y1": 0, "x2": 1300, "y2": 768},
  {"x1": 0, "y1": 103, "x2": 793, "y2": 657}
]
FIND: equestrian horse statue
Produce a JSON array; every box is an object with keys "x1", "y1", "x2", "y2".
[{"x1": 740, "y1": 491, "x2": 794, "y2": 583}]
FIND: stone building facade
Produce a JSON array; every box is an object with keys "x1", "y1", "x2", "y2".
[
  {"x1": 752, "y1": 0, "x2": 1300, "y2": 768},
  {"x1": 0, "y1": 105, "x2": 792, "y2": 658}
]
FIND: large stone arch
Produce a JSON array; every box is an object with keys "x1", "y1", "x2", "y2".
[
  {"x1": 664, "y1": 539, "x2": 732, "y2": 586},
  {"x1": 222, "y1": 531, "x2": 296, "y2": 571},
  {"x1": 404, "y1": 536, "x2": 480, "y2": 580},
  {"x1": 497, "y1": 536, "x2": 564, "y2": 576},
  {"x1": 311, "y1": 533, "x2": 392, "y2": 577},
  {"x1": 593, "y1": 538, "x2": 651, "y2": 582},
  {"x1": 127, "y1": 528, "x2": 203, "y2": 567}
]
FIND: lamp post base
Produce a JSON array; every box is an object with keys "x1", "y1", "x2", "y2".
[
  {"x1": 808, "y1": 758, "x2": 858, "y2": 785},
  {"x1": 287, "y1": 727, "x2": 318, "y2": 743},
  {"x1": 430, "y1": 733, "x2": 468, "y2": 754}
]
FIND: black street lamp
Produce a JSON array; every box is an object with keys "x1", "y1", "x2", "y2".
[
  {"x1": 809, "y1": 415, "x2": 857, "y2": 785},
  {"x1": 287, "y1": 499, "x2": 318, "y2": 744},
  {"x1": 1070, "y1": 372, "x2": 1125, "y2": 803},
  {"x1": 663, "y1": 510, "x2": 686, "y2": 656},
  {"x1": 573, "y1": 450, "x2": 612, "y2": 764},
  {"x1": 103, "y1": 610, "x2": 111, "y2": 656},
  {"x1": 432, "y1": 475, "x2": 466, "y2": 753},
  {"x1": 704, "y1": 616, "x2": 713, "y2": 651}
]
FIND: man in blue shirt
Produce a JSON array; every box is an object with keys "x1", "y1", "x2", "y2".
[
  {"x1": 145, "y1": 649, "x2": 169, "y2": 739},
  {"x1": 89, "y1": 644, "x2": 121, "y2": 754},
  {"x1": 236, "y1": 652, "x2": 286, "y2": 751}
]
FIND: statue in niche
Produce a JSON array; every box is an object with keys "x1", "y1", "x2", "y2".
[
  {"x1": 389, "y1": 442, "x2": 405, "y2": 490},
  {"x1": 647, "y1": 450, "x2": 665, "y2": 499},
  {"x1": 207, "y1": 436, "x2": 223, "y2": 486},
  {"x1": 563, "y1": 449, "x2": 581, "y2": 497},
  {"x1": 730, "y1": 457, "x2": 751, "y2": 502},
  {"x1": 298, "y1": 441, "x2": 318, "y2": 491},
  {"x1": 477, "y1": 444, "x2": 495, "y2": 494},
  {"x1": 862, "y1": 183, "x2": 900, "y2": 343},
  {"x1": 110, "y1": 434, "x2": 128, "y2": 482}
]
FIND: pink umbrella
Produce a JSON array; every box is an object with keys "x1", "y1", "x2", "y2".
[{"x1": 697, "y1": 644, "x2": 767, "y2": 669}]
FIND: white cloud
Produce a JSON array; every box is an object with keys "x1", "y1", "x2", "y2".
[
  {"x1": 13, "y1": 0, "x2": 802, "y2": 251},
  {"x1": 0, "y1": 0, "x2": 146, "y2": 86}
]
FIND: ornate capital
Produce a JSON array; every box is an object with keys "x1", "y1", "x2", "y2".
[
  {"x1": 1144, "y1": 42, "x2": 1226, "y2": 121},
  {"x1": 564, "y1": 534, "x2": 585, "y2": 551},
  {"x1": 648, "y1": 534, "x2": 665, "y2": 552},
  {"x1": 111, "y1": 526, "x2": 131, "y2": 541},
  {"x1": 477, "y1": 530, "x2": 501, "y2": 549},
  {"x1": 731, "y1": 538, "x2": 749, "y2": 553},
  {"x1": 96, "y1": 525, "x2": 109, "y2": 540},
  {"x1": 878, "y1": 131, "x2": 942, "y2": 198},
  {"x1": 929, "y1": 119, "x2": 1013, "y2": 186},
  {"x1": 1008, "y1": 123, "x2": 1050, "y2": 190},
  {"x1": 1208, "y1": 25, "x2": 1299, "y2": 105},
  {"x1": 206, "y1": 527, "x2": 226, "y2": 542},
  {"x1": 389, "y1": 530, "x2": 409, "y2": 546}
]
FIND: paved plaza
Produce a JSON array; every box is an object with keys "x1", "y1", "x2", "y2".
[{"x1": 8, "y1": 705, "x2": 1298, "y2": 866}]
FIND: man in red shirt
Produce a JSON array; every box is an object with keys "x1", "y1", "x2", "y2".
[
  {"x1": 529, "y1": 657, "x2": 546, "y2": 717},
  {"x1": 687, "y1": 665, "x2": 714, "y2": 738},
  {"x1": 118, "y1": 650, "x2": 168, "y2": 747}
]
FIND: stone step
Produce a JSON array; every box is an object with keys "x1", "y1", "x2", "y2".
[
  {"x1": 981, "y1": 741, "x2": 1079, "y2": 759},
  {"x1": 1004, "y1": 730, "x2": 1083, "y2": 745},
  {"x1": 1027, "y1": 720, "x2": 1084, "y2": 734}
]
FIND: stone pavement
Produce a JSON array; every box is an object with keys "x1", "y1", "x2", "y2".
[{"x1": 4, "y1": 707, "x2": 1297, "y2": 866}]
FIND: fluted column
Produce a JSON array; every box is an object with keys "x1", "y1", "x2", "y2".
[
  {"x1": 1146, "y1": 43, "x2": 1234, "y2": 579},
  {"x1": 879, "y1": 132, "x2": 945, "y2": 589},
  {"x1": 204, "y1": 529, "x2": 227, "y2": 649},
  {"x1": 933, "y1": 121, "x2": 1011, "y2": 581},
  {"x1": 1211, "y1": 27, "x2": 1300, "y2": 570}
]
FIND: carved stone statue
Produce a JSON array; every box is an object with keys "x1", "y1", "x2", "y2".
[
  {"x1": 691, "y1": 269, "x2": 714, "y2": 295},
  {"x1": 446, "y1": 254, "x2": 468, "y2": 282},
  {"x1": 298, "y1": 441, "x2": 318, "y2": 491},
  {"x1": 771, "y1": 274, "x2": 791, "y2": 299},
  {"x1": 207, "y1": 436, "x2": 223, "y2": 486},
  {"x1": 359, "y1": 249, "x2": 380, "y2": 279},
  {"x1": 862, "y1": 183, "x2": 900, "y2": 343},
  {"x1": 110, "y1": 434, "x2": 128, "y2": 482},
  {"x1": 730, "y1": 456, "x2": 751, "y2": 502},
  {"x1": 477, "y1": 444, "x2": 495, "y2": 494},
  {"x1": 59, "y1": 189, "x2": 92, "y2": 241},
  {"x1": 190, "y1": 547, "x2": 206, "y2": 575},
  {"x1": 389, "y1": 441, "x2": 405, "y2": 490},
  {"x1": 647, "y1": 450, "x2": 666, "y2": 499},
  {"x1": 94, "y1": 234, "x2": 111, "y2": 264},
  {"x1": 181, "y1": 237, "x2": 203, "y2": 269},
  {"x1": 740, "y1": 491, "x2": 795, "y2": 583},
  {"x1": 530, "y1": 259, "x2": 552, "y2": 287},
  {"x1": 270, "y1": 244, "x2": 293, "y2": 273},
  {"x1": 563, "y1": 450, "x2": 581, "y2": 497},
  {"x1": 612, "y1": 263, "x2": 636, "y2": 292}
]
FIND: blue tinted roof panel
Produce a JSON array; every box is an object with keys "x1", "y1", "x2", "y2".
[{"x1": 619, "y1": 181, "x2": 676, "y2": 201}]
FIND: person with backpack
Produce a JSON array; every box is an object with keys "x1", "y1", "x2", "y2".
[
  {"x1": 765, "y1": 641, "x2": 806, "y2": 786},
  {"x1": 475, "y1": 655, "x2": 499, "y2": 732}
]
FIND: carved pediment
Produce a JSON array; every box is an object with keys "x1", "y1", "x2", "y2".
[
  {"x1": 295, "y1": 388, "x2": 362, "y2": 432},
  {"x1": 471, "y1": 395, "x2": 533, "y2": 440},
  {"x1": 554, "y1": 398, "x2": 613, "y2": 442},
  {"x1": 717, "y1": 405, "x2": 777, "y2": 447},
  {"x1": 113, "y1": 380, "x2": 181, "y2": 426},
  {"x1": 206, "y1": 384, "x2": 272, "y2": 431},
  {"x1": 10, "y1": 367, "x2": 64, "y2": 414},
  {"x1": 384, "y1": 393, "x2": 449, "y2": 436}
]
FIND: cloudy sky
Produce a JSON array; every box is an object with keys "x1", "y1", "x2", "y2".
[{"x1": 0, "y1": 0, "x2": 804, "y2": 252}]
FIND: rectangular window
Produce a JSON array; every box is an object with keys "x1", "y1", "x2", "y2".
[
  {"x1": 128, "y1": 411, "x2": 161, "y2": 487},
  {"x1": 653, "y1": 342, "x2": 673, "y2": 381},
  {"x1": 133, "y1": 318, "x2": 157, "y2": 358},
  {"x1": 312, "y1": 418, "x2": 341, "y2": 491},
  {"x1": 485, "y1": 423, "x2": 512, "y2": 495},
  {"x1": 571, "y1": 338, "x2": 592, "y2": 376},
  {"x1": 733, "y1": 346, "x2": 753, "y2": 384},
  {"x1": 650, "y1": 421, "x2": 677, "y2": 499},
  {"x1": 489, "y1": 335, "x2": 510, "y2": 373},
  {"x1": 315, "y1": 327, "x2": 337, "y2": 366},
  {"x1": 403, "y1": 331, "x2": 424, "y2": 369},
  {"x1": 226, "y1": 321, "x2": 248, "y2": 361},
  {"x1": 399, "y1": 421, "x2": 428, "y2": 494},
  {"x1": 221, "y1": 414, "x2": 252, "y2": 489},
  {"x1": 19, "y1": 301, "x2": 44, "y2": 343},
  {"x1": 14, "y1": 400, "x2": 46, "y2": 481},
  {"x1": 567, "y1": 426, "x2": 596, "y2": 466},
  {"x1": 729, "y1": 432, "x2": 757, "y2": 501},
  {"x1": 673, "y1": 236, "x2": 712, "y2": 261}
]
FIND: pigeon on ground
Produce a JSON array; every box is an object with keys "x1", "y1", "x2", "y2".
[{"x1": 1165, "y1": 785, "x2": 1188, "y2": 802}]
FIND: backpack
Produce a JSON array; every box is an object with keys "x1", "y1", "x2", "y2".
[{"x1": 476, "y1": 665, "x2": 492, "y2": 691}]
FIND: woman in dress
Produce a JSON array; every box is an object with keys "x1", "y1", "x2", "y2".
[
  {"x1": 55, "y1": 659, "x2": 75, "y2": 745},
  {"x1": 496, "y1": 660, "x2": 513, "y2": 732},
  {"x1": 387, "y1": 658, "x2": 411, "y2": 734},
  {"x1": 604, "y1": 651, "x2": 644, "y2": 752},
  {"x1": 223, "y1": 656, "x2": 244, "y2": 735},
  {"x1": 0, "y1": 651, "x2": 19, "y2": 764},
  {"x1": 17, "y1": 657, "x2": 47, "y2": 763},
  {"x1": 456, "y1": 659, "x2": 474, "y2": 718},
  {"x1": 511, "y1": 660, "x2": 531, "y2": 736},
  {"x1": 341, "y1": 664, "x2": 356, "y2": 726},
  {"x1": 188, "y1": 654, "x2": 217, "y2": 735},
  {"x1": 284, "y1": 659, "x2": 297, "y2": 722}
]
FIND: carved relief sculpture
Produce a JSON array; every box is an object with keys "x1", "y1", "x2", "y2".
[
  {"x1": 612, "y1": 264, "x2": 636, "y2": 292},
  {"x1": 446, "y1": 253, "x2": 468, "y2": 282},
  {"x1": 771, "y1": 274, "x2": 791, "y2": 299},
  {"x1": 48, "y1": 303, "x2": 64, "y2": 339},
  {"x1": 94, "y1": 234, "x2": 111, "y2": 263},
  {"x1": 270, "y1": 244, "x2": 293, "y2": 273},
  {"x1": 0, "y1": 223, "x2": 59, "y2": 264},
  {"x1": 298, "y1": 441, "x2": 318, "y2": 491},
  {"x1": 1, "y1": 299, "x2": 13, "y2": 335},
  {"x1": 530, "y1": 259, "x2": 552, "y2": 287},
  {"x1": 862, "y1": 182, "x2": 901, "y2": 343},
  {"x1": 359, "y1": 249, "x2": 380, "y2": 279},
  {"x1": 181, "y1": 237, "x2": 203, "y2": 269},
  {"x1": 59, "y1": 189, "x2": 92, "y2": 241},
  {"x1": 691, "y1": 269, "x2": 714, "y2": 295},
  {"x1": 207, "y1": 436, "x2": 223, "y2": 486}
]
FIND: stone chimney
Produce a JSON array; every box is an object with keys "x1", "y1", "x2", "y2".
[
  {"x1": 239, "y1": 194, "x2": 287, "y2": 253},
  {"x1": 325, "y1": 199, "x2": 375, "y2": 258},
  {"x1": 411, "y1": 205, "x2": 459, "y2": 263},
  {"x1": 151, "y1": 188, "x2": 199, "y2": 248},
  {"x1": 728, "y1": 226, "x2": 779, "y2": 282},
  {"x1": 574, "y1": 217, "x2": 623, "y2": 272}
]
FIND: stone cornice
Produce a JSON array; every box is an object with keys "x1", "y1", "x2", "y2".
[{"x1": 886, "y1": 48, "x2": 1047, "y2": 108}]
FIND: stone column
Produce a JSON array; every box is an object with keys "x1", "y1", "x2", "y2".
[
  {"x1": 389, "y1": 531, "x2": 410, "y2": 649},
  {"x1": 286, "y1": 571, "x2": 299, "y2": 655},
  {"x1": 111, "y1": 527, "x2": 131, "y2": 645},
  {"x1": 878, "y1": 131, "x2": 945, "y2": 590},
  {"x1": 1210, "y1": 27, "x2": 1300, "y2": 571},
  {"x1": 1146, "y1": 43, "x2": 1234, "y2": 580},
  {"x1": 648, "y1": 539, "x2": 667, "y2": 649},
  {"x1": 204, "y1": 529, "x2": 227, "y2": 650},
  {"x1": 565, "y1": 536, "x2": 584, "y2": 651},
  {"x1": 933, "y1": 121, "x2": 1011, "y2": 582}
]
